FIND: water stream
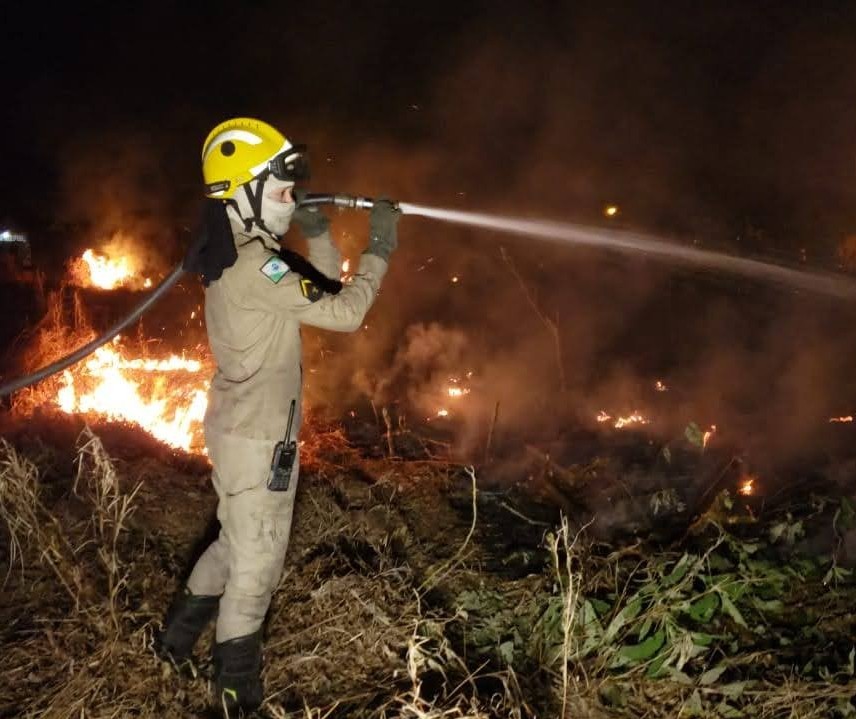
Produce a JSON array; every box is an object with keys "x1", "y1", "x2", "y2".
[{"x1": 399, "y1": 202, "x2": 856, "y2": 299}]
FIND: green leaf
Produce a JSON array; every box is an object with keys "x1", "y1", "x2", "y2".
[
  {"x1": 646, "y1": 653, "x2": 669, "y2": 678},
  {"x1": 589, "y1": 598, "x2": 611, "y2": 616},
  {"x1": 683, "y1": 689, "x2": 704, "y2": 716},
  {"x1": 663, "y1": 553, "x2": 693, "y2": 587},
  {"x1": 717, "y1": 592, "x2": 747, "y2": 628},
  {"x1": 685, "y1": 422, "x2": 705, "y2": 448},
  {"x1": 700, "y1": 664, "x2": 728, "y2": 685},
  {"x1": 715, "y1": 700, "x2": 744, "y2": 717},
  {"x1": 719, "y1": 681, "x2": 748, "y2": 700},
  {"x1": 688, "y1": 593, "x2": 720, "y2": 623},
  {"x1": 838, "y1": 497, "x2": 856, "y2": 531},
  {"x1": 604, "y1": 599, "x2": 642, "y2": 644},
  {"x1": 692, "y1": 632, "x2": 716, "y2": 647},
  {"x1": 665, "y1": 666, "x2": 694, "y2": 684},
  {"x1": 498, "y1": 640, "x2": 515, "y2": 665},
  {"x1": 752, "y1": 598, "x2": 784, "y2": 614},
  {"x1": 615, "y1": 629, "x2": 666, "y2": 666},
  {"x1": 638, "y1": 617, "x2": 653, "y2": 642}
]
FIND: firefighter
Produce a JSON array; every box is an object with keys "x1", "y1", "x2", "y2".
[{"x1": 157, "y1": 118, "x2": 399, "y2": 716}]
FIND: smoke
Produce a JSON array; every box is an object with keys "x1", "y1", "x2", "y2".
[
  {"x1": 296, "y1": 19, "x2": 856, "y2": 467},
  {"x1": 23, "y1": 3, "x2": 856, "y2": 469},
  {"x1": 54, "y1": 127, "x2": 185, "y2": 278}
]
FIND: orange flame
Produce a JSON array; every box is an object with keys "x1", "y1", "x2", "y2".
[
  {"x1": 613, "y1": 412, "x2": 649, "y2": 429},
  {"x1": 738, "y1": 476, "x2": 755, "y2": 496},
  {"x1": 54, "y1": 339, "x2": 209, "y2": 452},
  {"x1": 830, "y1": 416, "x2": 854, "y2": 423},
  {"x1": 703, "y1": 424, "x2": 717, "y2": 448},
  {"x1": 598, "y1": 410, "x2": 649, "y2": 429},
  {"x1": 72, "y1": 248, "x2": 151, "y2": 290}
]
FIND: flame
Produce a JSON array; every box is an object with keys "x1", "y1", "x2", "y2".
[
  {"x1": 71, "y1": 248, "x2": 153, "y2": 290},
  {"x1": 437, "y1": 409, "x2": 449, "y2": 418},
  {"x1": 655, "y1": 380, "x2": 668, "y2": 392},
  {"x1": 830, "y1": 416, "x2": 854, "y2": 423},
  {"x1": 54, "y1": 340, "x2": 209, "y2": 452},
  {"x1": 703, "y1": 424, "x2": 717, "y2": 448},
  {"x1": 341, "y1": 259, "x2": 350, "y2": 274},
  {"x1": 738, "y1": 476, "x2": 755, "y2": 496},
  {"x1": 451, "y1": 276, "x2": 460, "y2": 283},
  {"x1": 604, "y1": 205, "x2": 619, "y2": 218},
  {"x1": 598, "y1": 410, "x2": 649, "y2": 429},
  {"x1": 613, "y1": 412, "x2": 649, "y2": 429}
]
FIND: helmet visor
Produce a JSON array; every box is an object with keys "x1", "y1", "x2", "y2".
[{"x1": 269, "y1": 145, "x2": 310, "y2": 182}]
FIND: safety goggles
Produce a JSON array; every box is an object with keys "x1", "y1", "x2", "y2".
[{"x1": 267, "y1": 145, "x2": 310, "y2": 182}]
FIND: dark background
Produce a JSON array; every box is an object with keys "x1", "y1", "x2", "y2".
[
  {"x1": 3, "y1": 0, "x2": 856, "y2": 463},
  {"x1": 3, "y1": 1, "x2": 856, "y2": 250}
]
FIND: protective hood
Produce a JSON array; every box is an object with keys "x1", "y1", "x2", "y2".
[{"x1": 233, "y1": 177, "x2": 296, "y2": 238}]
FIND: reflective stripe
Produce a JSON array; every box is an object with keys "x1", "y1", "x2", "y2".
[{"x1": 202, "y1": 129, "x2": 264, "y2": 163}]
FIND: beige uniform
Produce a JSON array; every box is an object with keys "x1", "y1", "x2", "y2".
[{"x1": 187, "y1": 218, "x2": 387, "y2": 641}]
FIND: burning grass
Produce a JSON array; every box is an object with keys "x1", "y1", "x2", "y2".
[{"x1": 11, "y1": 283, "x2": 211, "y2": 453}]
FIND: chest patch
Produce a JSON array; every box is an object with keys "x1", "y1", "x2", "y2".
[
  {"x1": 300, "y1": 278, "x2": 323, "y2": 302},
  {"x1": 260, "y1": 255, "x2": 290, "y2": 284}
]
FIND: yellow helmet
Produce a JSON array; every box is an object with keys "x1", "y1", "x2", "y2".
[{"x1": 201, "y1": 117, "x2": 307, "y2": 199}]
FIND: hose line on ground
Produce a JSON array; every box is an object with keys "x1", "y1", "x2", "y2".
[{"x1": 0, "y1": 263, "x2": 187, "y2": 398}]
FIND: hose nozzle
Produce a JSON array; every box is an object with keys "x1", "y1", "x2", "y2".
[{"x1": 298, "y1": 193, "x2": 376, "y2": 210}]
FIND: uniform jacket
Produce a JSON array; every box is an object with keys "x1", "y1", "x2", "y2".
[{"x1": 203, "y1": 218, "x2": 387, "y2": 446}]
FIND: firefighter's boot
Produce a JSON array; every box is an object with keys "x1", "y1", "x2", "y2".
[
  {"x1": 214, "y1": 631, "x2": 264, "y2": 717},
  {"x1": 156, "y1": 588, "x2": 220, "y2": 665}
]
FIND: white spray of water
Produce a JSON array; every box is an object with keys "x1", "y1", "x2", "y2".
[{"x1": 398, "y1": 202, "x2": 856, "y2": 299}]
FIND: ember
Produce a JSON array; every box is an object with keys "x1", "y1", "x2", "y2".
[
  {"x1": 738, "y1": 476, "x2": 756, "y2": 496},
  {"x1": 829, "y1": 416, "x2": 854, "y2": 423},
  {"x1": 598, "y1": 410, "x2": 650, "y2": 429},
  {"x1": 614, "y1": 412, "x2": 649, "y2": 429}
]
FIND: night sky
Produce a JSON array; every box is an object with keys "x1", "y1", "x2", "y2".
[{"x1": 3, "y1": 0, "x2": 856, "y2": 261}]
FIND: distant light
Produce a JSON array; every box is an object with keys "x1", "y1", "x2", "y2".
[
  {"x1": 604, "y1": 205, "x2": 619, "y2": 218},
  {"x1": 451, "y1": 276, "x2": 459, "y2": 283},
  {"x1": 0, "y1": 231, "x2": 9, "y2": 240}
]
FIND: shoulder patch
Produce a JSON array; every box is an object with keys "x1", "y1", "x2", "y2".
[
  {"x1": 299, "y1": 278, "x2": 323, "y2": 302},
  {"x1": 260, "y1": 255, "x2": 290, "y2": 284}
]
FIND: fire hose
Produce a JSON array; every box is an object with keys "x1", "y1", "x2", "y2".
[{"x1": 0, "y1": 194, "x2": 377, "y2": 399}]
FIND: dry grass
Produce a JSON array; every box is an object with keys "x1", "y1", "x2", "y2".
[{"x1": 3, "y1": 421, "x2": 853, "y2": 718}]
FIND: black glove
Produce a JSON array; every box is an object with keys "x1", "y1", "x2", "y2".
[
  {"x1": 365, "y1": 198, "x2": 400, "y2": 262},
  {"x1": 292, "y1": 188, "x2": 330, "y2": 239}
]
